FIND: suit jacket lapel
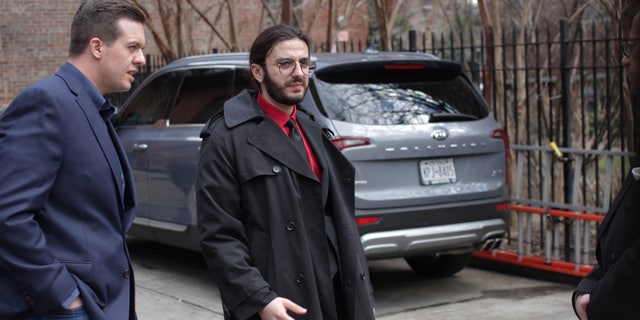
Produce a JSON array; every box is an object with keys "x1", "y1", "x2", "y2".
[
  {"x1": 58, "y1": 65, "x2": 130, "y2": 218},
  {"x1": 106, "y1": 119, "x2": 137, "y2": 217},
  {"x1": 78, "y1": 98, "x2": 128, "y2": 210}
]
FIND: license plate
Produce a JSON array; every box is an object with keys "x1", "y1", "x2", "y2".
[{"x1": 419, "y1": 158, "x2": 456, "y2": 185}]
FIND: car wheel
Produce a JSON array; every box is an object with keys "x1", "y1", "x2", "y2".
[{"x1": 405, "y1": 252, "x2": 473, "y2": 277}]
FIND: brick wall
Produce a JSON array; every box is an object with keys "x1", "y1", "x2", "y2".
[
  {"x1": 0, "y1": 0, "x2": 77, "y2": 106},
  {"x1": 0, "y1": 0, "x2": 370, "y2": 107}
]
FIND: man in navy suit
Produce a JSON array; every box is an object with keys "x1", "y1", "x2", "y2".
[
  {"x1": 572, "y1": 3, "x2": 640, "y2": 320},
  {"x1": 0, "y1": 1, "x2": 145, "y2": 319}
]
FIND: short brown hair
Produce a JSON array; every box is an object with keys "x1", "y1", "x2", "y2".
[{"x1": 68, "y1": 0, "x2": 145, "y2": 57}]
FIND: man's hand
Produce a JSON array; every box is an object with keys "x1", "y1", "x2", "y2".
[
  {"x1": 258, "y1": 297, "x2": 307, "y2": 320},
  {"x1": 66, "y1": 297, "x2": 83, "y2": 309},
  {"x1": 575, "y1": 293, "x2": 590, "y2": 320}
]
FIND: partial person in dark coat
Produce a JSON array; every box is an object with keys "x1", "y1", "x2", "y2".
[
  {"x1": 196, "y1": 24, "x2": 375, "y2": 320},
  {"x1": 572, "y1": 3, "x2": 640, "y2": 319}
]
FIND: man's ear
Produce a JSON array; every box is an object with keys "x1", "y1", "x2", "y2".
[
  {"x1": 89, "y1": 37, "x2": 103, "y2": 59},
  {"x1": 250, "y1": 63, "x2": 264, "y2": 84}
]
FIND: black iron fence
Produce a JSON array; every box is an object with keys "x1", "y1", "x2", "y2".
[
  {"x1": 399, "y1": 19, "x2": 632, "y2": 272},
  {"x1": 109, "y1": 19, "x2": 634, "y2": 272}
]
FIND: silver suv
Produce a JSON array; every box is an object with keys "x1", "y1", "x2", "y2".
[{"x1": 114, "y1": 51, "x2": 509, "y2": 276}]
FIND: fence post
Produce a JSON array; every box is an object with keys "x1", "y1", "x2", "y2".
[
  {"x1": 560, "y1": 19, "x2": 573, "y2": 199},
  {"x1": 144, "y1": 54, "x2": 151, "y2": 74},
  {"x1": 560, "y1": 18, "x2": 574, "y2": 261},
  {"x1": 409, "y1": 30, "x2": 417, "y2": 52}
]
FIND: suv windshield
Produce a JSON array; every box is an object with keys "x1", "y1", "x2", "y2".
[{"x1": 313, "y1": 75, "x2": 487, "y2": 125}]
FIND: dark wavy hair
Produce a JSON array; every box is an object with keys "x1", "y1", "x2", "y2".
[
  {"x1": 248, "y1": 24, "x2": 311, "y2": 89},
  {"x1": 68, "y1": 0, "x2": 145, "y2": 57}
]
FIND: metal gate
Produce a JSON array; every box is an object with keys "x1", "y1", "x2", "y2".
[{"x1": 475, "y1": 144, "x2": 635, "y2": 277}]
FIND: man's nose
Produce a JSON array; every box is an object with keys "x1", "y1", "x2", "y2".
[
  {"x1": 291, "y1": 61, "x2": 305, "y2": 75},
  {"x1": 134, "y1": 50, "x2": 146, "y2": 66}
]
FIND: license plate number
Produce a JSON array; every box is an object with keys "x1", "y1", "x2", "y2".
[{"x1": 419, "y1": 158, "x2": 456, "y2": 185}]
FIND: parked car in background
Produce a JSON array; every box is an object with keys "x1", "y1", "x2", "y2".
[{"x1": 113, "y1": 51, "x2": 510, "y2": 276}]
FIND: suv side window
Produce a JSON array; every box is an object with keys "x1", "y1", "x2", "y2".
[
  {"x1": 170, "y1": 68, "x2": 235, "y2": 124},
  {"x1": 117, "y1": 71, "x2": 183, "y2": 126}
]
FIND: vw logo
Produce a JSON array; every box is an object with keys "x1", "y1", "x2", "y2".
[{"x1": 431, "y1": 129, "x2": 448, "y2": 141}]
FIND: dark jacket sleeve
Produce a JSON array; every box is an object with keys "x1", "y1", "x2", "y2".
[
  {"x1": 0, "y1": 86, "x2": 77, "y2": 314},
  {"x1": 196, "y1": 117, "x2": 276, "y2": 319},
  {"x1": 581, "y1": 239, "x2": 640, "y2": 319},
  {"x1": 574, "y1": 264, "x2": 601, "y2": 295},
  {"x1": 572, "y1": 264, "x2": 601, "y2": 318}
]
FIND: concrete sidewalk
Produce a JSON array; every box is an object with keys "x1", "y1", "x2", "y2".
[{"x1": 129, "y1": 240, "x2": 577, "y2": 320}]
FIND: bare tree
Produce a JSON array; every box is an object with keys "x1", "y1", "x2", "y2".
[
  {"x1": 372, "y1": 0, "x2": 405, "y2": 51},
  {"x1": 282, "y1": 0, "x2": 293, "y2": 24},
  {"x1": 326, "y1": 0, "x2": 334, "y2": 49},
  {"x1": 477, "y1": 0, "x2": 498, "y2": 110},
  {"x1": 129, "y1": 0, "x2": 186, "y2": 61},
  {"x1": 186, "y1": 0, "x2": 237, "y2": 52},
  {"x1": 604, "y1": 0, "x2": 637, "y2": 157},
  {"x1": 317, "y1": 0, "x2": 368, "y2": 51},
  {"x1": 131, "y1": 0, "x2": 371, "y2": 59}
]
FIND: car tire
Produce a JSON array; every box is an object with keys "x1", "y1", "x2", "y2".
[{"x1": 405, "y1": 252, "x2": 473, "y2": 277}]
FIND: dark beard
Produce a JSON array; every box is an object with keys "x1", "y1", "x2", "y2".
[{"x1": 263, "y1": 69, "x2": 306, "y2": 106}]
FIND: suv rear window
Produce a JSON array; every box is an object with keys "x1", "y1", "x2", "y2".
[{"x1": 311, "y1": 62, "x2": 488, "y2": 125}]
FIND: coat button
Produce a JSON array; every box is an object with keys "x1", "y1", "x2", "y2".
[
  {"x1": 272, "y1": 165, "x2": 282, "y2": 174},
  {"x1": 123, "y1": 270, "x2": 131, "y2": 278},
  {"x1": 286, "y1": 221, "x2": 296, "y2": 231},
  {"x1": 295, "y1": 274, "x2": 304, "y2": 283},
  {"x1": 360, "y1": 272, "x2": 367, "y2": 280}
]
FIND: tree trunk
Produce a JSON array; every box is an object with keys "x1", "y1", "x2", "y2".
[
  {"x1": 282, "y1": 0, "x2": 293, "y2": 25},
  {"x1": 477, "y1": 0, "x2": 494, "y2": 109},
  {"x1": 326, "y1": 0, "x2": 334, "y2": 52}
]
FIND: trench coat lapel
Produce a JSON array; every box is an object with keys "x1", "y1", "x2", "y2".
[
  {"x1": 227, "y1": 90, "x2": 323, "y2": 184},
  {"x1": 297, "y1": 114, "x2": 331, "y2": 203},
  {"x1": 247, "y1": 119, "x2": 318, "y2": 181}
]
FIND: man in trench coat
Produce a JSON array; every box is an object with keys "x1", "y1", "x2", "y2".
[{"x1": 196, "y1": 24, "x2": 375, "y2": 320}]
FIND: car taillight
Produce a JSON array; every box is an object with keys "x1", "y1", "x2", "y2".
[
  {"x1": 491, "y1": 128, "x2": 510, "y2": 186},
  {"x1": 496, "y1": 202, "x2": 510, "y2": 211},
  {"x1": 356, "y1": 216, "x2": 380, "y2": 226},
  {"x1": 384, "y1": 64, "x2": 425, "y2": 70},
  {"x1": 332, "y1": 136, "x2": 371, "y2": 151}
]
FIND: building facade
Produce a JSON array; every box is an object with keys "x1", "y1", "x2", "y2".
[{"x1": 0, "y1": 0, "x2": 371, "y2": 106}]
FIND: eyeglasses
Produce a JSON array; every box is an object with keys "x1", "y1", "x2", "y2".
[
  {"x1": 266, "y1": 59, "x2": 316, "y2": 76},
  {"x1": 621, "y1": 38, "x2": 640, "y2": 57}
]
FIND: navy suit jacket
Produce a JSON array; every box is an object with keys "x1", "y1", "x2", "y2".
[
  {"x1": 0, "y1": 63, "x2": 137, "y2": 319},
  {"x1": 574, "y1": 168, "x2": 640, "y2": 319}
]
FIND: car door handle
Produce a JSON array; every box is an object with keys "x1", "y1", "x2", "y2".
[{"x1": 132, "y1": 143, "x2": 148, "y2": 151}]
